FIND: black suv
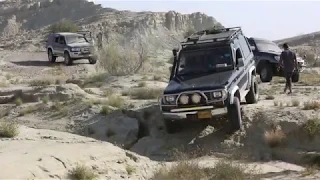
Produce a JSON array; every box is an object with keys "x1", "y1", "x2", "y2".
[
  {"x1": 159, "y1": 27, "x2": 259, "y2": 134},
  {"x1": 247, "y1": 37, "x2": 300, "y2": 82},
  {"x1": 45, "y1": 32, "x2": 97, "y2": 66}
]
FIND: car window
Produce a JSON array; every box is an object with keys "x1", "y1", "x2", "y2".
[
  {"x1": 238, "y1": 35, "x2": 251, "y2": 58},
  {"x1": 54, "y1": 36, "x2": 59, "y2": 43},
  {"x1": 58, "y1": 36, "x2": 66, "y2": 44}
]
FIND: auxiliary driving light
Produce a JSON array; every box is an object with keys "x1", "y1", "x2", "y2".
[
  {"x1": 179, "y1": 95, "x2": 189, "y2": 105},
  {"x1": 191, "y1": 93, "x2": 201, "y2": 103}
]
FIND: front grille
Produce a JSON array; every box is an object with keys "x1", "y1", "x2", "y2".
[
  {"x1": 81, "y1": 47, "x2": 90, "y2": 53},
  {"x1": 177, "y1": 92, "x2": 207, "y2": 106}
]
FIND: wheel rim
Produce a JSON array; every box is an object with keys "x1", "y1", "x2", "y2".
[{"x1": 260, "y1": 68, "x2": 267, "y2": 80}]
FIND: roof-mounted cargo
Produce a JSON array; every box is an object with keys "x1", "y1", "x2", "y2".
[{"x1": 180, "y1": 26, "x2": 243, "y2": 48}]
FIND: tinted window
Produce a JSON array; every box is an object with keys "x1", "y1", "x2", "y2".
[
  {"x1": 238, "y1": 36, "x2": 251, "y2": 58},
  {"x1": 54, "y1": 36, "x2": 59, "y2": 43},
  {"x1": 177, "y1": 47, "x2": 233, "y2": 75}
]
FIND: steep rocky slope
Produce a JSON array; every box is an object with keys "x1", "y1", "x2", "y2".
[{"x1": 0, "y1": 0, "x2": 222, "y2": 54}]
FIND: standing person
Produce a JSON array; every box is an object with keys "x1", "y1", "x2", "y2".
[{"x1": 279, "y1": 43, "x2": 298, "y2": 94}]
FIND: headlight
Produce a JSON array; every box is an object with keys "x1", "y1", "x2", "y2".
[
  {"x1": 212, "y1": 90, "x2": 227, "y2": 99},
  {"x1": 179, "y1": 95, "x2": 189, "y2": 105},
  {"x1": 191, "y1": 93, "x2": 201, "y2": 103},
  {"x1": 213, "y1": 91, "x2": 222, "y2": 98},
  {"x1": 274, "y1": 56, "x2": 280, "y2": 61},
  {"x1": 165, "y1": 96, "x2": 176, "y2": 102},
  {"x1": 71, "y1": 48, "x2": 81, "y2": 52}
]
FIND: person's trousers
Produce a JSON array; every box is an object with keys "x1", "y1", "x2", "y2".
[{"x1": 285, "y1": 71, "x2": 293, "y2": 89}]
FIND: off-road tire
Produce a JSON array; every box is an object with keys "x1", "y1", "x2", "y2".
[
  {"x1": 227, "y1": 97, "x2": 242, "y2": 131},
  {"x1": 48, "y1": 49, "x2": 56, "y2": 63},
  {"x1": 164, "y1": 118, "x2": 179, "y2": 134},
  {"x1": 64, "y1": 52, "x2": 73, "y2": 66},
  {"x1": 259, "y1": 62, "x2": 273, "y2": 82},
  {"x1": 292, "y1": 71, "x2": 300, "y2": 83},
  {"x1": 88, "y1": 57, "x2": 97, "y2": 64},
  {"x1": 245, "y1": 76, "x2": 259, "y2": 104}
]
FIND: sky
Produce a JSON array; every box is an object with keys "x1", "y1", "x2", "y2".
[{"x1": 89, "y1": 0, "x2": 320, "y2": 40}]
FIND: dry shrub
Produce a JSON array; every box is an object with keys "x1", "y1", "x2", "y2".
[
  {"x1": 291, "y1": 99, "x2": 300, "y2": 107},
  {"x1": 69, "y1": 164, "x2": 97, "y2": 180},
  {"x1": 100, "y1": 105, "x2": 113, "y2": 115},
  {"x1": 0, "y1": 121, "x2": 19, "y2": 138},
  {"x1": 303, "y1": 101, "x2": 320, "y2": 110},
  {"x1": 29, "y1": 79, "x2": 54, "y2": 87},
  {"x1": 19, "y1": 106, "x2": 39, "y2": 116},
  {"x1": 49, "y1": 19, "x2": 79, "y2": 33},
  {"x1": 152, "y1": 161, "x2": 209, "y2": 180},
  {"x1": 302, "y1": 118, "x2": 320, "y2": 139},
  {"x1": 264, "y1": 128, "x2": 286, "y2": 148},
  {"x1": 123, "y1": 88, "x2": 163, "y2": 100},
  {"x1": 152, "y1": 160, "x2": 250, "y2": 180},
  {"x1": 265, "y1": 95, "x2": 275, "y2": 100},
  {"x1": 98, "y1": 41, "x2": 148, "y2": 76},
  {"x1": 138, "y1": 81, "x2": 146, "y2": 87},
  {"x1": 300, "y1": 72, "x2": 320, "y2": 85},
  {"x1": 107, "y1": 95, "x2": 125, "y2": 108}
]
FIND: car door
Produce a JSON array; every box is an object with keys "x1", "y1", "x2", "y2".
[
  {"x1": 56, "y1": 36, "x2": 66, "y2": 56},
  {"x1": 233, "y1": 39, "x2": 248, "y2": 96},
  {"x1": 51, "y1": 35, "x2": 59, "y2": 55}
]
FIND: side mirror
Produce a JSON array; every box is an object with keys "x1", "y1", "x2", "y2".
[
  {"x1": 237, "y1": 58, "x2": 244, "y2": 68},
  {"x1": 250, "y1": 46, "x2": 256, "y2": 51},
  {"x1": 172, "y1": 48, "x2": 178, "y2": 57}
]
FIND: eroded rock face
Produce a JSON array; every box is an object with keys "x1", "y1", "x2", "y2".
[{"x1": 0, "y1": 0, "x2": 222, "y2": 52}]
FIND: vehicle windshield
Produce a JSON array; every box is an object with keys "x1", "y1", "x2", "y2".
[
  {"x1": 176, "y1": 46, "x2": 233, "y2": 76},
  {"x1": 65, "y1": 35, "x2": 88, "y2": 44},
  {"x1": 254, "y1": 39, "x2": 281, "y2": 53}
]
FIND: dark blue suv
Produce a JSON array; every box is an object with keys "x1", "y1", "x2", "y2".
[{"x1": 247, "y1": 37, "x2": 300, "y2": 82}]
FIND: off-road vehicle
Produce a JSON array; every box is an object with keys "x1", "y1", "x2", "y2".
[
  {"x1": 247, "y1": 37, "x2": 306, "y2": 82},
  {"x1": 159, "y1": 27, "x2": 259, "y2": 134},
  {"x1": 45, "y1": 32, "x2": 97, "y2": 66}
]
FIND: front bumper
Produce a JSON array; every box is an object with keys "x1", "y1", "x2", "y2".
[
  {"x1": 162, "y1": 105, "x2": 228, "y2": 121},
  {"x1": 70, "y1": 52, "x2": 93, "y2": 59}
]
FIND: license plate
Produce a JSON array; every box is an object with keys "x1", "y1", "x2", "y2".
[{"x1": 197, "y1": 111, "x2": 212, "y2": 119}]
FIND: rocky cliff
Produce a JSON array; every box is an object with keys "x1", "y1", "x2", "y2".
[{"x1": 0, "y1": 0, "x2": 222, "y2": 53}]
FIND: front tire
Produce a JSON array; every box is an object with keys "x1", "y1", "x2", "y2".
[
  {"x1": 259, "y1": 62, "x2": 273, "y2": 82},
  {"x1": 64, "y1": 52, "x2": 73, "y2": 66},
  {"x1": 246, "y1": 76, "x2": 259, "y2": 104},
  {"x1": 88, "y1": 57, "x2": 97, "y2": 64},
  {"x1": 48, "y1": 49, "x2": 56, "y2": 63},
  {"x1": 227, "y1": 97, "x2": 242, "y2": 131},
  {"x1": 164, "y1": 118, "x2": 180, "y2": 134}
]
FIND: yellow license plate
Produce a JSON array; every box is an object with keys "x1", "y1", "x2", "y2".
[{"x1": 197, "y1": 111, "x2": 212, "y2": 119}]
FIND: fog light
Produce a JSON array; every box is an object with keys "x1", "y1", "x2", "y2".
[
  {"x1": 179, "y1": 95, "x2": 189, "y2": 105},
  {"x1": 191, "y1": 93, "x2": 201, "y2": 103}
]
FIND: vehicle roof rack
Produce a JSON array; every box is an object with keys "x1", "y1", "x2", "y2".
[{"x1": 181, "y1": 26, "x2": 242, "y2": 48}]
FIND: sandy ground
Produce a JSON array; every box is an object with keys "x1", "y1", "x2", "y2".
[{"x1": 1, "y1": 50, "x2": 320, "y2": 179}]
